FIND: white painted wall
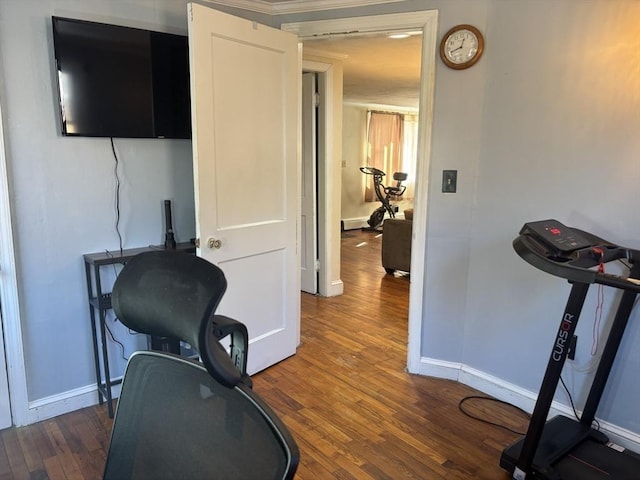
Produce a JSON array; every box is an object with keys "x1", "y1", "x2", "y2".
[{"x1": 341, "y1": 104, "x2": 369, "y2": 223}]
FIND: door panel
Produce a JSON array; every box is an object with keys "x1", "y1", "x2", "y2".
[{"x1": 188, "y1": 3, "x2": 300, "y2": 374}]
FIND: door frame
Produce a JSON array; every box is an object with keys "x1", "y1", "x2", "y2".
[
  {"x1": 300, "y1": 59, "x2": 336, "y2": 298},
  {"x1": 282, "y1": 10, "x2": 439, "y2": 373},
  {"x1": 300, "y1": 72, "x2": 318, "y2": 294},
  {"x1": 0, "y1": 101, "x2": 28, "y2": 427}
]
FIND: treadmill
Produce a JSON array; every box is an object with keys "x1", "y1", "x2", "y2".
[{"x1": 500, "y1": 219, "x2": 640, "y2": 480}]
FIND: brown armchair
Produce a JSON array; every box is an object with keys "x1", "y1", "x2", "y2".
[{"x1": 382, "y1": 209, "x2": 413, "y2": 274}]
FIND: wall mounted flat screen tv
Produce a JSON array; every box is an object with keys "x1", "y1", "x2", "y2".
[{"x1": 52, "y1": 16, "x2": 191, "y2": 139}]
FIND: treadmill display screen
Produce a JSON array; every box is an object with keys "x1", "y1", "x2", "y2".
[{"x1": 520, "y1": 219, "x2": 592, "y2": 253}]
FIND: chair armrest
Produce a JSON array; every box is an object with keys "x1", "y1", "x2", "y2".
[{"x1": 202, "y1": 314, "x2": 252, "y2": 388}]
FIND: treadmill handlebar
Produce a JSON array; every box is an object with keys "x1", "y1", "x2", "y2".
[{"x1": 514, "y1": 222, "x2": 640, "y2": 293}]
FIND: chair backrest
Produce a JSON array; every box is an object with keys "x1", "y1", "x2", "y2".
[
  {"x1": 103, "y1": 351, "x2": 298, "y2": 480},
  {"x1": 111, "y1": 250, "x2": 247, "y2": 387},
  {"x1": 106, "y1": 250, "x2": 299, "y2": 479}
]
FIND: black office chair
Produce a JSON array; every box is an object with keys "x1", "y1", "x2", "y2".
[{"x1": 103, "y1": 250, "x2": 299, "y2": 480}]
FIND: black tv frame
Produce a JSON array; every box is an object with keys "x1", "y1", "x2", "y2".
[{"x1": 52, "y1": 16, "x2": 191, "y2": 139}]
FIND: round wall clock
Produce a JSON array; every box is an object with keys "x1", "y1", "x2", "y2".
[{"x1": 440, "y1": 24, "x2": 484, "y2": 70}]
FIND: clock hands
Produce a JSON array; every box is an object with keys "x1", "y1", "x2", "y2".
[{"x1": 450, "y1": 38, "x2": 466, "y2": 53}]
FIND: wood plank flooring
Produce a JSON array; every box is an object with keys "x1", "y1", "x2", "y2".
[{"x1": 0, "y1": 229, "x2": 527, "y2": 479}]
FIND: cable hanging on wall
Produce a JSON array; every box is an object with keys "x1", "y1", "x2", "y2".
[{"x1": 110, "y1": 137, "x2": 123, "y2": 254}]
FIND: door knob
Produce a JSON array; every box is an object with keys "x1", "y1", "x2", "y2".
[{"x1": 207, "y1": 237, "x2": 222, "y2": 249}]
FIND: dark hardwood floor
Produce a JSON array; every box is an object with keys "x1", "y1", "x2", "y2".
[{"x1": 0, "y1": 229, "x2": 525, "y2": 479}]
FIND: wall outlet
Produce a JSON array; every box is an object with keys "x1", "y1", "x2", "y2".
[{"x1": 568, "y1": 335, "x2": 578, "y2": 360}]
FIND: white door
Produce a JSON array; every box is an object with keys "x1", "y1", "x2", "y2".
[
  {"x1": 188, "y1": 4, "x2": 300, "y2": 375},
  {"x1": 300, "y1": 72, "x2": 318, "y2": 294},
  {"x1": 0, "y1": 311, "x2": 12, "y2": 429}
]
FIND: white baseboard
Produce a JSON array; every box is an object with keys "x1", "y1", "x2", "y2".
[
  {"x1": 327, "y1": 279, "x2": 344, "y2": 297},
  {"x1": 420, "y1": 357, "x2": 640, "y2": 452},
  {"x1": 27, "y1": 379, "x2": 121, "y2": 424},
  {"x1": 416, "y1": 356, "x2": 461, "y2": 380},
  {"x1": 342, "y1": 217, "x2": 368, "y2": 230},
  {"x1": 342, "y1": 213, "x2": 408, "y2": 231}
]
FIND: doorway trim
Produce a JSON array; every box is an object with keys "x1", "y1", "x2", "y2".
[
  {"x1": 0, "y1": 101, "x2": 28, "y2": 427},
  {"x1": 300, "y1": 57, "x2": 346, "y2": 298},
  {"x1": 282, "y1": 10, "x2": 438, "y2": 373},
  {"x1": 301, "y1": 60, "x2": 336, "y2": 297}
]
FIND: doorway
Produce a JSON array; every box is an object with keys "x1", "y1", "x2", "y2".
[
  {"x1": 283, "y1": 11, "x2": 438, "y2": 373},
  {"x1": 303, "y1": 32, "x2": 420, "y2": 234}
]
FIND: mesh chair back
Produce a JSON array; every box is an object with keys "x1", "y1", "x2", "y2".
[
  {"x1": 111, "y1": 251, "x2": 246, "y2": 386},
  {"x1": 107, "y1": 251, "x2": 299, "y2": 479},
  {"x1": 103, "y1": 351, "x2": 298, "y2": 480}
]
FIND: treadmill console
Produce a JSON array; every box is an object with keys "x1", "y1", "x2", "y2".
[
  {"x1": 520, "y1": 219, "x2": 592, "y2": 253},
  {"x1": 514, "y1": 219, "x2": 640, "y2": 290}
]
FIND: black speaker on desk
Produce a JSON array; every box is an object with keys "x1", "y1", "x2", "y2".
[{"x1": 163, "y1": 199, "x2": 176, "y2": 249}]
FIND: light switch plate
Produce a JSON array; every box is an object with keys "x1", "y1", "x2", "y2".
[{"x1": 442, "y1": 170, "x2": 457, "y2": 193}]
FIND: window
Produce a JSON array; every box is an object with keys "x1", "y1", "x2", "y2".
[{"x1": 365, "y1": 110, "x2": 417, "y2": 201}]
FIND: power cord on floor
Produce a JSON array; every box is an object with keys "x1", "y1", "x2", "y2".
[
  {"x1": 458, "y1": 395, "x2": 531, "y2": 436},
  {"x1": 459, "y1": 380, "x2": 602, "y2": 438}
]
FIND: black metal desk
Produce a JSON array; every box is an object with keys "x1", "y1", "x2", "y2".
[{"x1": 83, "y1": 243, "x2": 195, "y2": 417}]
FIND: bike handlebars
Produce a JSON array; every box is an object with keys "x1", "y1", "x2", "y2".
[{"x1": 360, "y1": 166, "x2": 385, "y2": 176}]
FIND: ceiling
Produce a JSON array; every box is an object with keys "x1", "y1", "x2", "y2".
[
  {"x1": 303, "y1": 33, "x2": 422, "y2": 109},
  {"x1": 207, "y1": 0, "x2": 405, "y2": 15}
]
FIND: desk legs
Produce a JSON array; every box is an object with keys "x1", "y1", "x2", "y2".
[
  {"x1": 85, "y1": 262, "x2": 116, "y2": 418},
  {"x1": 98, "y1": 308, "x2": 115, "y2": 418},
  {"x1": 85, "y1": 263, "x2": 104, "y2": 407}
]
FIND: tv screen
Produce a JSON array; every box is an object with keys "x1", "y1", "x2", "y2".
[{"x1": 52, "y1": 16, "x2": 191, "y2": 139}]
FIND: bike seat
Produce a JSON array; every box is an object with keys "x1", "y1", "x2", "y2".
[
  {"x1": 393, "y1": 172, "x2": 408, "y2": 182},
  {"x1": 386, "y1": 186, "x2": 405, "y2": 195}
]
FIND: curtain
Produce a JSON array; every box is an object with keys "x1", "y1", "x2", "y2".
[
  {"x1": 365, "y1": 111, "x2": 404, "y2": 202},
  {"x1": 401, "y1": 114, "x2": 418, "y2": 200}
]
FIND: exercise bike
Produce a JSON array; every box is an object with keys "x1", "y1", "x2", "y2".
[{"x1": 360, "y1": 166, "x2": 408, "y2": 230}]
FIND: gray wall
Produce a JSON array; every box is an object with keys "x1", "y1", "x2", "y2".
[
  {"x1": 278, "y1": 0, "x2": 640, "y2": 437},
  {"x1": 2, "y1": 0, "x2": 640, "y2": 441},
  {"x1": 0, "y1": 0, "x2": 271, "y2": 407},
  {"x1": 457, "y1": 1, "x2": 640, "y2": 433},
  {"x1": 0, "y1": 0, "x2": 198, "y2": 401}
]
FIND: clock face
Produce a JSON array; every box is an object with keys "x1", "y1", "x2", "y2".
[{"x1": 444, "y1": 29, "x2": 479, "y2": 65}]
